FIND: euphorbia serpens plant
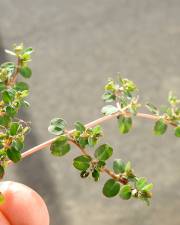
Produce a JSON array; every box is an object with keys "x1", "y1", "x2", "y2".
[{"x1": 0, "y1": 43, "x2": 179, "y2": 206}]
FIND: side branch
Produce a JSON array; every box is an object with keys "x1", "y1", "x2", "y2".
[{"x1": 69, "y1": 139, "x2": 128, "y2": 185}]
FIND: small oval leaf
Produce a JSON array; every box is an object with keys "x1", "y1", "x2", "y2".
[
  {"x1": 103, "y1": 179, "x2": 120, "y2": 198},
  {"x1": 113, "y1": 159, "x2": 125, "y2": 174},
  {"x1": 50, "y1": 135, "x2": 70, "y2": 157},
  {"x1": 118, "y1": 116, "x2": 132, "y2": 134},
  {"x1": 74, "y1": 121, "x2": 85, "y2": 133},
  {"x1": 7, "y1": 147, "x2": 21, "y2": 163},
  {"x1": 154, "y1": 119, "x2": 167, "y2": 135},
  {"x1": 94, "y1": 144, "x2": 113, "y2": 161},
  {"x1": 48, "y1": 118, "x2": 66, "y2": 135},
  {"x1": 135, "y1": 177, "x2": 148, "y2": 191},
  {"x1": 101, "y1": 105, "x2": 119, "y2": 115},
  {"x1": 19, "y1": 67, "x2": 32, "y2": 78},
  {"x1": 119, "y1": 185, "x2": 132, "y2": 200},
  {"x1": 73, "y1": 155, "x2": 91, "y2": 171}
]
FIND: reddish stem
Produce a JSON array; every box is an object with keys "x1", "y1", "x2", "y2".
[{"x1": 7, "y1": 110, "x2": 176, "y2": 166}]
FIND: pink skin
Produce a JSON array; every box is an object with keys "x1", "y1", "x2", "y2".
[{"x1": 0, "y1": 181, "x2": 50, "y2": 225}]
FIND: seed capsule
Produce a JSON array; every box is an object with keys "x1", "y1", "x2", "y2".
[{"x1": 80, "y1": 171, "x2": 89, "y2": 178}]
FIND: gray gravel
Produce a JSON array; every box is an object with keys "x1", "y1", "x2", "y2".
[{"x1": 0, "y1": 0, "x2": 180, "y2": 224}]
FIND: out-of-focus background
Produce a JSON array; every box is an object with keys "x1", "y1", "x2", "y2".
[{"x1": 0, "y1": 0, "x2": 180, "y2": 224}]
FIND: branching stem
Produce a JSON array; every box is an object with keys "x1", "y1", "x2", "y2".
[
  {"x1": 69, "y1": 138, "x2": 128, "y2": 185},
  {"x1": 7, "y1": 109, "x2": 176, "y2": 166}
]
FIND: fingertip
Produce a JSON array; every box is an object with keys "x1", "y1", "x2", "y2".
[
  {"x1": 0, "y1": 211, "x2": 10, "y2": 225},
  {"x1": 0, "y1": 181, "x2": 50, "y2": 225}
]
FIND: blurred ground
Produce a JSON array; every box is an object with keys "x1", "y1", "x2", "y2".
[{"x1": 0, "y1": 0, "x2": 180, "y2": 225}]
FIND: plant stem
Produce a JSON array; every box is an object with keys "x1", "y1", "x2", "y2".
[
  {"x1": 69, "y1": 139, "x2": 90, "y2": 156},
  {"x1": 7, "y1": 110, "x2": 176, "y2": 166},
  {"x1": 10, "y1": 57, "x2": 21, "y2": 85}
]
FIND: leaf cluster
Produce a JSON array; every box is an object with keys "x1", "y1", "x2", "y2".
[
  {"x1": 49, "y1": 119, "x2": 153, "y2": 205},
  {"x1": 146, "y1": 92, "x2": 180, "y2": 137},
  {"x1": 0, "y1": 44, "x2": 33, "y2": 186}
]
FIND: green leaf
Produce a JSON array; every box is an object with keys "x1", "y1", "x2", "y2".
[
  {"x1": 88, "y1": 125, "x2": 102, "y2": 147},
  {"x1": 92, "y1": 169, "x2": 100, "y2": 182},
  {"x1": 175, "y1": 126, "x2": 180, "y2": 137},
  {"x1": 88, "y1": 136, "x2": 97, "y2": 147},
  {"x1": 50, "y1": 135, "x2": 70, "y2": 157},
  {"x1": 74, "y1": 121, "x2": 85, "y2": 133},
  {"x1": 0, "y1": 115, "x2": 11, "y2": 127},
  {"x1": 23, "y1": 47, "x2": 33, "y2": 55},
  {"x1": 125, "y1": 161, "x2": 131, "y2": 172},
  {"x1": 103, "y1": 179, "x2": 120, "y2": 198},
  {"x1": 79, "y1": 137, "x2": 88, "y2": 148},
  {"x1": 104, "y1": 79, "x2": 116, "y2": 92},
  {"x1": 19, "y1": 67, "x2": 32, "y2": 78},
  {"x1": 125, "y1": 161, "x2": 132, "y2": 172},
  {"x1": 154, "y1": 119, "x2": 167, "y2": 135},
  {"x1": 12, "y1": 139, "x2": 24, "y2": 151},
  {"x1": 125, "y1": 161, "x2": 134, "y2": 178},
  {"x1": 146, "y1": 103, "x2": 158, "y2": 115},
  {"x1": 118, "y1": 116, "x2": 132, "y2": 134},
  {"x1": 0, "y1": 83, "x2": 6, "y2": 92},
  {"x1": 0, "y1": 165, "x2": 5, "y2": 179},
  {"x1": 9, "y1": 122, "x2": 22, "y2": 136},
  {"x1": 101, "y1": 105, "x2": 119, "y2": 115},
  {"x1": 21, "y1": 53, "x2": 31, "y2": 63},
  {"x1": 7, "y1": 147, "x2": 21, "y2": 163},
  {"x1": 142, "y1": 183, "x2": 153, "y2": 192},
  {"x1": 92, "y1": 125, "x2": 102, "y2": 136},
  {"x1": 18, "y1": 90, "x2": 29, "y2": 99},
  {"x1": 1, "y1": 62, "x2": 16, "y2": 78},
  {"x1": 113, "y1": 159, "x2": 125, "y2": 174},
  {"x1": 94, "y1": 144, "x2": 113, "y2": 161},
  {"x1": 15, "y1": 82, "x2": 29, "y2": 91},
  {"x1": 119, "y1": 185, "x2": 132, "y2": 200},
  {"x1": 48, "y1": 118, "x2": 66, "y2": 135},
  {"x1": 73, "y1": 155, "x2": 91, "y2": 171},
  {"x1": 6, "y1": 106, "x2": 17, "y2": 117},
  {"x1": 102, "y1": 91, "x2": 116, "y2": 103},
  {"x1": 136, "y1": 177, "x2": 148, "y2": 191},
  {"x1": 2, "y1": 89, "x2": 15, "y2": 103},
  {"x1": 119, "y1": 78, "x2": 137, "y2": 93}
]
